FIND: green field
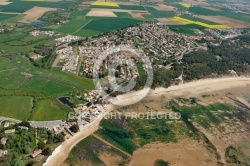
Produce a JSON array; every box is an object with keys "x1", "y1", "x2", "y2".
[
  {"x1": 188, "y1": 7, "x2": 218, "y2": 15},
  {"x1": 73, "y1": 18, "x2": 142, "y2": 37},
  {"x1": 168, "y1": 24, "x2": 205, "y2": 34},
  {"x1": 22, "y1": 77, "x2": 75, "y2": 97},
  {"x1": 142, "y1": 14, "x2": 154, "y2": 19},
  {"x1": 0, "y1": 31, "x2": 29, "y2": 43},
  {"x1": 0, "y1": 14, "x2": 19, "y2": 21},
  {"x1": 57, "y1": 19, "x2": 91, "y2": 34},
  {"x1": 31, "y1": 99, "x2": 68, "y2": 121},
  {"x1": 0, "y1": 0, "x2": 75, "y2": 13},
  {"x1": 145, "y1": 7, "x2": 175, "y2": 18},
  {"x1": 188, "y1": 7, "x2": 250, "y2": 23},
  {"x1": 119, "y1": 5, "x2": 146, "y2": 11},
  {"x1": 82, "y1": 18, "x2": 142, "y2": 33},
  {"x1": 73, "y1": 29, "x2": 101, "y2": 37},
  {"x1": 0, "y1": 69, "x2": 28, "y2": 89},
  {"x1": 172, "y1": 4, "x2": 188, "y2": 11},
  {"x1": 55, "y1": 8, "x2": 144, "y2": 37},
  {"x1": 56, "y1": 9, "x2": 91, "y2": 34},
  {"x1": 40, "y1": 25, "x2": 62, "y2": 30},
  {"x1": 0, "y1": 96, "x2": 33, "y2": 120},
  {"x1": 114, "y1": 12, "x2": 132, "y2": 18},
  {"x1": 0, "y1": 57, "x2": 12, "y2": 71}
]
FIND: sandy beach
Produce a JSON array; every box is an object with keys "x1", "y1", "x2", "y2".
[{"x1": 44, "y1": 76, "x2": 250, "y2": 166}]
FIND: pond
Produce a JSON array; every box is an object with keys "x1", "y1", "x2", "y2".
[{"x1": 58, "y1": 97, "x2": 73, "y2": 107}]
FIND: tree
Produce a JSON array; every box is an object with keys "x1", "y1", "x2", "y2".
[
  {"x1": 19, "y1": 121, "x2": 31, "y2": 128},
  {"x1": 69, "y1": 124, "x2": 79, "y2": 133},
  {"x1": 42, "y1": 147, "x2": 52, "y2": 156},
  {"x1": 54, "y1": 133, "x2": 65, "y2": 143},
  {"x1": 154, "y1": 159, "x2": 169, "y2": 166},
  {"x1": 37, "y1": 141, "x2": 46, "y2": 150}
]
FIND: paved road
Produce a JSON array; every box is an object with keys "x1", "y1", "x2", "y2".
[
  {"x1": 30, "y1": 120, "x2": 65, "y2": 129},
  {"x1": 0, "y1": 116, "x2": 65, "y2": 129},
  {"x1": 0, "y1": 116, "x2": 21, "y2": 123}
]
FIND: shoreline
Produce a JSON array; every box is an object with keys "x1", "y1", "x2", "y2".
[{"x1": 44, "y1": 76, "x2": 250, "y2": 166}]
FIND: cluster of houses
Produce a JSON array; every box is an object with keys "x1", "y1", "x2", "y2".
[
  {"x1": 79, "y1": 47, "x2": 141, "y2": 79},
  {"x1": 0, "y1": 137, "x2": 8, "y2": 157},
  {"x1": 77, "y1": 22, "x2": 212, "y2": 78},
  {"x1": 77, "y1": 35, "x2": 134, "y2": 78},
  {"x1": 56, "y1": 46, "x2": 79, "y2": 74},
  {"x1": 216, "y1": 3, "x2": 250, "y2": 14},
  {"x1": 176, "y1": 10, "x2": 194, "y2": 17},
  {"x1": 30, "y1": 30, "x2": 56, "y2": 37},
  {"x1": 55, "y1": 35, "x2": 80, "y2": 46},
  {"x1": 124, "y1": 23, "x2": 203, "y2": 61},
  {"x1": 54, "y1": 22, "x2": 217, "y2": 85},
  {"x1": 75, "y1": 104, "x2": 105, "y2": 126}
]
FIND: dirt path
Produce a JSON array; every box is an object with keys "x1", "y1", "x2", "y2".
[
  {"x1": 0, "y1": 12, "x2": 20, "y2": 14},
  {"x1": 71, "y1": 19, "x2": 92, "y2": 34},
  {"x1": 0, "y1": 68, "x2": 14, "y2": 72},
  {"x1": 52, "y1": 55, "x2": 60, "y2": 67},
  {"x1": 92, "y1": 134, "x2": 133, "y2": 158}
]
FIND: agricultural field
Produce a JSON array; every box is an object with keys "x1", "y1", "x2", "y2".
[
  {"x1": 0, "y1": 96, "x2": 33, "y2": 120},
  {"x1": 180, "y1": 3, "x2": 190, "y2": 8},
  {"x1": 91, "y1": 1, "x2": 119, "y2": 8},
  {"x1": 21, "y1": 77, "x2": 76, "y2": 97},
  {"x1": 145, "y1": 7, "x2": 175, "y2": 18},
  {"x1": 0, "y1": 13, "x2": 19, "y2": 21},
  {"x1": 179, "y1": 15, "x2": 220, "y2": 25},
  {"x1": 188, "y1": 6, "x2": 250, "y2": 24},
  {"x1": 55, "y1": 7, "x2": 147, "y2": 37},
  {"x1": 56, "y1": 9, "x2": 90, "y2": 34},
  {"x1": 114, "y1": 12, "x2": 133, "y2": 18},
  {"x1": 0, "y1": 57, "x2": 12, "y2": 70},
  {"x1": 172, "y1": 16, "x2": 230, "y2": 28},
  {"x1": 0, "y1": 69, "x2": 29, "y2": 89},
  {"x1": 59, "y1": 15, "x2": 143, "y2": 37},
  {"x1": 119, "y1": 5, "x2": 146, "y2": 11},
  {"x1": 82, "y1": 18, "x2": 142, "y2": 34},
  {"x1": 30, "y1": 99, "x2": 68, "y2": 121},
  {"x1": 0, "y1": 0, "x2": 74, "y2": 13},
  {"x1": 57, "y1": 18, "x2": 91, "y2": 34}
]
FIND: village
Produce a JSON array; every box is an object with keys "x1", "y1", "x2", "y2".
[
  {"x1": 55, "y1": 22, "x2": 216, "y2": 78},
  {"x1": 215, "y1": 3, "x2": 250, "y2": 14}
]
